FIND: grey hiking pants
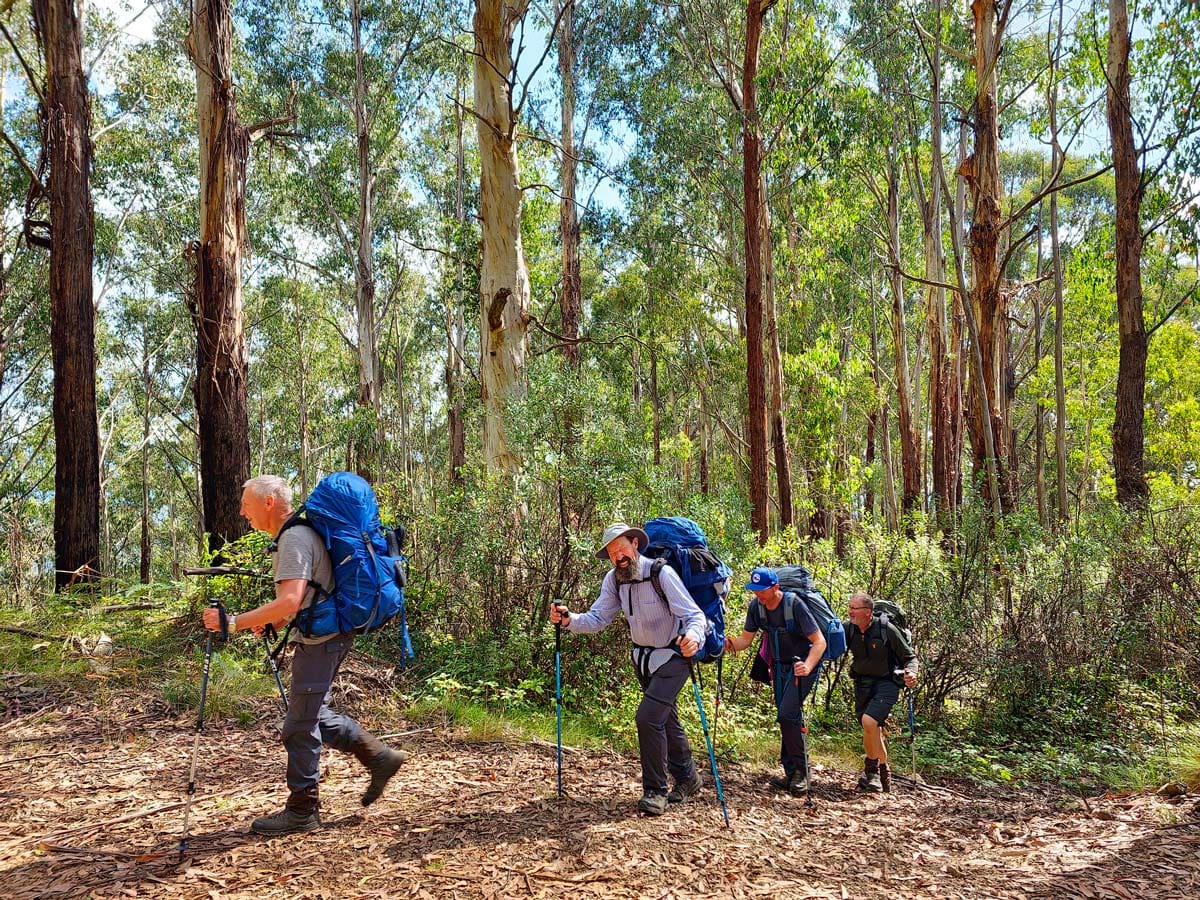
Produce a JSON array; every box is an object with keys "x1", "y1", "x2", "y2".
[
  {"x1": 282, "y1": 634, "x2": 364, "y2": 794},
  {"x1": 634, "y1": 654, "x2": 696, "y2": 795}
]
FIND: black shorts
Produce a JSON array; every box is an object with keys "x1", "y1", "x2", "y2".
[{"x1": 854, "y1": 675, "x2": 901, "y2": 725}]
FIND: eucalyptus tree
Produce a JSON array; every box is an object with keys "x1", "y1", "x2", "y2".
[
  {"x1": 185, "y1": 0, "x2": 284, "y2": 550},
  {"x1": 1104, "y1": 0, "x2": 1200, "y2": 509},
  {"x1": 473, "y1": 0, "x2": 534, "y2": 475},
  {"x1": 22, "y1": 0, "x2": 102, "y2": 588}
]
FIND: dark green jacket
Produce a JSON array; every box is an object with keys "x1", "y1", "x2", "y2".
[{"x1": 845, "y1": 614, "x2": 917, "y2": 679}]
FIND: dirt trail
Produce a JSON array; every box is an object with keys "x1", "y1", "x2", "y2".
[{"x1": 1, "y1": 660, "x2": 1197, "y2": 899}]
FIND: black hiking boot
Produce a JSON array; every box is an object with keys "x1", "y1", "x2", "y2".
[
  {"x1": 351, "y1": 733, "x2": 411, "y2": 807},
  {"x1": 251, "y1": 787, "x2": 321, "y2": 835},
  {"x1": 879, "y1": 762, "x2": 892, "y2": 793},
  {"x1": 637, "y1": 792, "x2": 669, "y2": 816},
  {"x1": 251, "y1": 807, "x2": 321, "y2": 835},
  {"x1": 362, "y1": 748, "x2": 410, "y2": 806},
  {"x1": 667, "y1": 771, "x2": 703, "y2": 804},
  {"x1": 769, "y1": 772, "x2": 808, "y2": 796}
]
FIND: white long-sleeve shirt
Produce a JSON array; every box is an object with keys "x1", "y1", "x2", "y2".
[{"x1": 567, "y1": 556, "x2": 707, "y2": 675}]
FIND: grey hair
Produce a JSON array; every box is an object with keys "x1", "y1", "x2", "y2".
[{"x1": 243, "y1": 475, "x2": 293, "y2": 508}]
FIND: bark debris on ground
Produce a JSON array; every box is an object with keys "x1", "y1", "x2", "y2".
[{"x1": 1, "y1": 657, "x2": 1197, "y2": 899}]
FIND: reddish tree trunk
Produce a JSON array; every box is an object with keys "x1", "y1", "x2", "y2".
[
  {"x1": 743, "y1": 0, "x2": 774, "y2": 544},
  {"x1": 1106, "y1": 0, "x2": 1149, "y2": 509},
  {"x1": 33, "y1": 0, "x2": 102, "y2": 589},
  {"x1": 966, "y1": 0, "x2": 1012, "y2": 512}
]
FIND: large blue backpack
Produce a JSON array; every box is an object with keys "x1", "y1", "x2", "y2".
[
  {"x1": 277, "y1": 472, "x2": 414, "y2": 662},
  {"x1": 641, "y1": 517, "x2": 730, "y2": 663},
  {"x1": 775, "y1": 564, "x2": 847, "y2": 662}
]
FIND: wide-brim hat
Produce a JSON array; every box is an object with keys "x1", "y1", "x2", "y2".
[{"x1": 594, "y1": 522, "x2": 649, "y2": 559}]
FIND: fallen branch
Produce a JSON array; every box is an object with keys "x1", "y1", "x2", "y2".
[
  {"x1": 892, "y1": 774, "x2": 973, "y2": 799},
  {"x1": 0, "y1": 625, "x2": 60, "y2": 640},
  {"x1": 530, "y1": 737, "x2": 584, "y2": 755},
  {"x1": 377, "y1": 726, "x2": 437, "y2": 741},
  {"x1": 37, "y1": 841, "x2": 167, "y2": 861},
  {"x1": 32, "y1": 800, "x2": 185, "y2": 843}
]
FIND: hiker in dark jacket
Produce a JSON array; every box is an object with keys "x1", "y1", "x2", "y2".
[
  {"x1": 724, "y1": 566, "x2": 826, "y2": 795},
  {"x1": 201, "y1": 475, "x2": 408, "y2": 835},
  {"x1": 549, "y1": 522, "x2": 706, "y2": 817},
  {"x1": 844, "y1": 591, "x2": 918, "y2": 793}
]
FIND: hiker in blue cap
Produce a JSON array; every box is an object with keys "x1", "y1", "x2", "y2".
[
  {"x1": 549, "y1": 522, "x2": 707, "y2": 816},
  {"x1": 723, "y1": 565, "x2": 826, "y2": 795},
  {"x1": 201, "y1": 475, "x2": 409, "y2": 834}
]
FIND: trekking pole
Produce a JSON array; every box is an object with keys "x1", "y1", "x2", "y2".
[
  {"x1": 795, "y1": 656, "x2": 820, "y2": 809},
  {"x1": 908, "y1": 687, "x2": 916, "y2": 775},
  {"x1": 688, "y1": 661, "x2": 729, "y2": 827},
  {"x1": 179, "y1": 599, "x2": 227, "y2": 858},
  {"x1": 262, "y1": 626, "x2": 288, "y2": 710},
  {"x1": 553, "y1": 602, "x2": 564, "y2": 799},
  {"x1": 894, "y1": 669, "x2": 917, "y2": 775}
]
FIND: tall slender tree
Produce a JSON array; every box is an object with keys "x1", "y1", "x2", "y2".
[
  {"x1": 474, "y1": 0, "x2": 533, "y2": 474},
  {"x1": 30, "y1": 0, "x2": 101, "y2": 589},
  {"x1": 186, "y1": 0, "x2": 253, "y2": 550},
  {"x1": 1105, "y1": 0, "x2": 1149, "y2": 509},
  {"x1": 743, "y1": 0, "x2": 776, "y2": 543}
]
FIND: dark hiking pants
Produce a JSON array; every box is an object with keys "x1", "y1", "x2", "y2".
[
  {"x1": 634, "y1": 654, "x2": 695, "y2": 795},
  {"x1": 774, "y1": 667, "x2": 819, "y2": 779}
]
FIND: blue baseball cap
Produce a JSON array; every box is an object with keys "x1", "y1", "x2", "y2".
[{"x1": 744, "y1": 566, "x2": 779, "y2": 592}]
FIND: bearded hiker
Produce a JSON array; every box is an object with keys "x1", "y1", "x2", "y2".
[{"x1": 549, "y1": 522, "x2": 706, "y2": 816}]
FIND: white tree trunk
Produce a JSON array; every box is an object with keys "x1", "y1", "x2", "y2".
[{"x1": 474, "y1": 0, "x2": 532, "y2": 474}]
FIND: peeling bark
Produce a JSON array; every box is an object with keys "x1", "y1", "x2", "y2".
[
  {"x1": 187, "y1": 0, "x2": 251, "y2": 551},
  {"x1": 33, "y1": 0, "x2": 102, "y2": 589}
]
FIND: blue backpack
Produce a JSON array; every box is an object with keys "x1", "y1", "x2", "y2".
[
  {"x1": 277, "y1": 472, "x2": 414, "y2": 662},
  {"x1": 641, "y1": 517, "x2": 730, "y2": 663},
  {"x1": 775, "y1": 564, "x2": 847, "y2": 662}
]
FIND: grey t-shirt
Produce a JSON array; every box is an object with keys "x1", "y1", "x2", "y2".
[{"x1": 272, "y1": 524, "x2": 335, "y2": 644}]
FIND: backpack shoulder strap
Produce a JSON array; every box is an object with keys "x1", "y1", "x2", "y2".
[
  {"x1": 750, "y1": 597, "x2": 766, "y2": 631},
  {"x1": 783, "y1": 591, "x2": 799, "y2": 634},
  {"x1": 648, "y1": 558, "x2": 669, "y2": 603}
]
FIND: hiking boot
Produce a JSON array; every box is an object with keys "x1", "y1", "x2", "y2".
[
  {"x1": 858, "y1": 771, "x2": 883, "y2": 793},
  {"x1": 637, "y1": 792, "x2": 669, "y2": 816},
  {"x1": 361, "y1": 747, "x2": 410, "y2": 807},
  {"x1": 251, "y1": 807, "x2": 320, "y2": 835},
  {"x1": 667, "y1": 772, "x2": 703, "y2": 804},
  {"x1": 769, "y1": 772, "x2": 808, "y2": 796},
  {"x1": 858, "y1": 757, "x2": 883, "y2": 792},
  {"x1": 879, "y1": 762, "x2": 892, "y2": 793}
]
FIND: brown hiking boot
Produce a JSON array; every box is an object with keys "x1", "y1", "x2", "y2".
[
  {"x1": 350, "y1": 733, "x2": 411, "y2": 807},
  {"x1": 362, "y1": 747, "x2": 410, "y2": 806},
  {"x1": 879, "y1": 762, "x2": 892, "y2": 793}
]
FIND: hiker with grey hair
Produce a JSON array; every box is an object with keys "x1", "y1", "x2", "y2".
[
  {"x1": 845, "y1": 591, "x2": 918, "y2": 793},
  {"x1": 200, "y1": 475, "x2": 409, "y2": 834},
  {"x1": 549, "y1": 522, "x2": 707, "y2": 816}
]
